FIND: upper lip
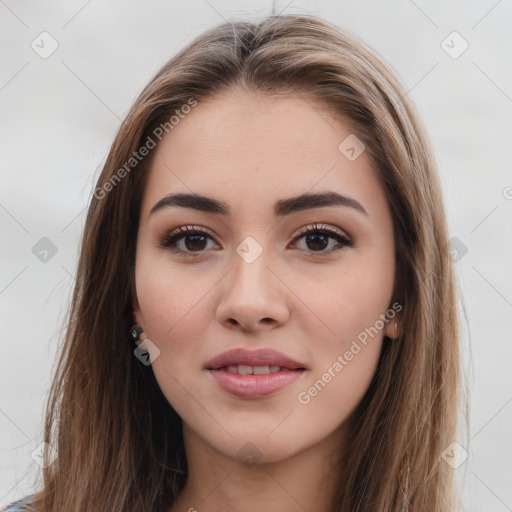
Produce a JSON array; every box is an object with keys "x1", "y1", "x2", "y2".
[{"x1": 205, "y1": 348, "x2": 307, "y2": 370}]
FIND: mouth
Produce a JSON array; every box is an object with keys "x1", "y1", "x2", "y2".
[
  {"x1": 205, "y1": 347, "x2": 308, "y2": 371},
  {"x1": 212, "y1": 364, "x2": 304, "y2": 375},
  {"x1": 205, "y1": 348, "x2": 308, "y2": 398}
]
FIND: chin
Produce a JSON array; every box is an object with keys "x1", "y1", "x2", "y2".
[{"x1": 201, "y1": 427, "x2": 307, "y2": 464}]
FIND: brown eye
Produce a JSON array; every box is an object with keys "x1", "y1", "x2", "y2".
[
  {"x1": 292, "y1": 223, "x2": 354, "y2": 255},
  {"x1": 160, "y1": 226, "x2": 217, "y2": 257}
]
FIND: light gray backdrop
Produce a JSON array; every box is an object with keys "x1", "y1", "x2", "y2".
[{"x1": 1, "y1": 1, "x2": 511, "y2": 510}]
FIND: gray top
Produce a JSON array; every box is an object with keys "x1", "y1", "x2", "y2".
[{"x1": 1, "y1": 494, "x2": 35, "y2": 512}]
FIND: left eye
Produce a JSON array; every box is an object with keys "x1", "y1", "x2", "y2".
[
  {"x1": 292, "y1": 223, "x2": 354, "y2": 254},
  {"x1": 159, "y1": 223, "x2": 354, "y2": 257}
]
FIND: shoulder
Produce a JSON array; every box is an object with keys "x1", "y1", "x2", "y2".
[{"x1": 1, "y1": 494, "x2": 36, "y2": 512}]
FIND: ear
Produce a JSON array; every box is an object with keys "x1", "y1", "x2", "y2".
[
  {"x1": 132, "y1": 300, "x2": 143, "y2": 327},
  {"x1": 384, "y1": 311, "x2": 402, "y2": 340},
  {"x1": 129, "y1": 264, "x2": 143, "y2": 326}
]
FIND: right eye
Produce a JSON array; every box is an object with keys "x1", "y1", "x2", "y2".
[{"x1": 159, "y1": 225, "x2": 219, "y2": 257}]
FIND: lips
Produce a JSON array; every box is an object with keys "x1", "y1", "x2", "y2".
[
  {"x1": 205, "y1": 348, "x2": 308, "y2": 398},
  {"x1": 204, "y1": 348, "x2": 307, "y2": 371}
]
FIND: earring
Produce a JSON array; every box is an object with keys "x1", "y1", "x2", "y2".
[
  {"x1": 394, "y1": 320, "x2": 399, "y2": 341},
  {"x1": 130, "y1": 325, "x2": 144, "y2": 345}
]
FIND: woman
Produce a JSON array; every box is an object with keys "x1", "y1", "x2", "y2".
[{"x1": 3, "y1": 13, "x2": 467, "y2": 512}]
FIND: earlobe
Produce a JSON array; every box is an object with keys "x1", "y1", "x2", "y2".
[
  {"x1": 130, "y1": 304, "x2": 145, "y2": 346},
  {"x1": 384, "y1": 314, "x2": 402, "y2": 340}
]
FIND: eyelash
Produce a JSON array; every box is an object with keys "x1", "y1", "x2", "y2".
[{"x1": 159, "y1": 223, "x2": 354, "y2": 258}]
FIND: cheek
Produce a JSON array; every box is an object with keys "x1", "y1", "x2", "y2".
[
  {"x1": 296, "y1": 271, "x2": 386, "y2": 417},
  {"x1": 293, "y1": 258, "x2": 391, "y2": 407},
  {"x1": 134, "y1": 257, "x2": 236, "y2": 405},
  {"x1": 296, "y1": 258, "x2": 393, "y2": 343},
  {"x1": 135, "y1": 260, "x2": 216, "y2": 411},
  {"x1": 136, "y1": 255, "x2": 216, "y2": 343}
]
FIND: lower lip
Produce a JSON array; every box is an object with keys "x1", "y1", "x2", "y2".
[{"x1": 207, "y1": 369, "x2": 305, "y2": 398}]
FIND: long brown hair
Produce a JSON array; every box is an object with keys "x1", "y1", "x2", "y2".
[{"x1": 18, "y1": 13, "x2": 468, "y2": 512}]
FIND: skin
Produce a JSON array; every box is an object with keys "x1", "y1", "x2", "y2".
[{"x1": 132, "y1": 87, "x2": 401, "y2": 512}]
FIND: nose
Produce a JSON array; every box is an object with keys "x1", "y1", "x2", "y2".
[{"x1": 215, "y1": 246, "x2": 290, "y2": 333}]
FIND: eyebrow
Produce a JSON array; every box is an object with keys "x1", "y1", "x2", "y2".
[{"x1": 149, "y1": 191, "x2": 368, "y2": 218}]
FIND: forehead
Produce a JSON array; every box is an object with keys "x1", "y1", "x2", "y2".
[{"x1": 139, "y1": 90, "x2": 388, "y2": 222}]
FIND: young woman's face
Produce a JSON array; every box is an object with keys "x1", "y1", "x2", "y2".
[{"x1": 133, "y1": 89, "x2": 398, "y2": 465}]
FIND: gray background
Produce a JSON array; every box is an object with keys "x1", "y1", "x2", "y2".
[{"x1": 1, "y1": 1, "x2": 511, "y2": 510}]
